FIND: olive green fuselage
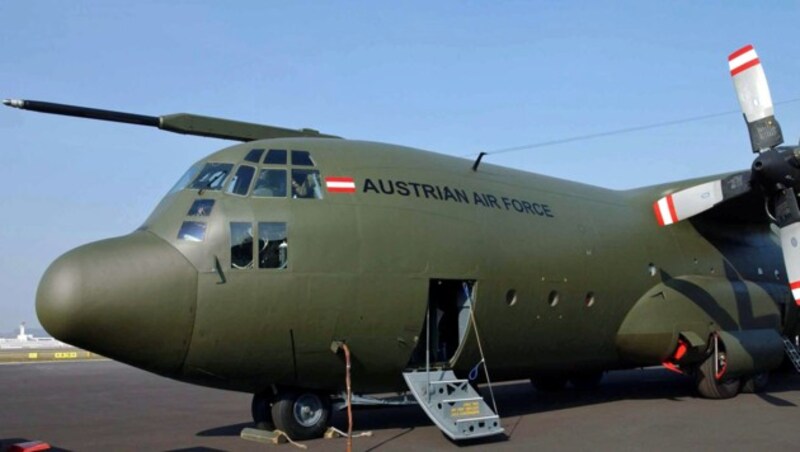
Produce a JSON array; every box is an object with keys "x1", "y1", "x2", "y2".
[{"x1": 43, "y1": 138, "x2": 791, "y2": 394}]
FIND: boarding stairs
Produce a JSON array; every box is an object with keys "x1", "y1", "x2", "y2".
[
  {"x1": 783, "y1": 336, "x2": 800, "y2": 372},
  {"x1": 403, "y1": 281, "x2": 503, "y2": 440},
  {"x1": 403, "y1": 369, "x2": 503, "y2": 440}
]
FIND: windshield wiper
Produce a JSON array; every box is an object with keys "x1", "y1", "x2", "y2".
[{"x1": 198, "y1": 172, "x2": 226, "y2": 195}]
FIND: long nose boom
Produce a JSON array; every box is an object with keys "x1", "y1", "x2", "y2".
[{"x1": 36, "y1": 231, "x2": 198, "y2": 376}]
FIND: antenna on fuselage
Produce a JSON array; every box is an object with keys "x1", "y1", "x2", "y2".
[{"x1": 472, "y1": 152, "x2": 487, "y2": 171}]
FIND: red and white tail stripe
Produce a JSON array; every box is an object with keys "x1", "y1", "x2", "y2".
[
  {"x1": 728, "y1": 45, "x2": 760, "y2": 76},
  {"x1": 653, "y1": 195, "x2": 678, "y2": 226},
  {"x1": 791, "y1": 281, "x2": 800, "y2": 306},
  {"x1": 325, "y1": 176, "x2": 356, "y2": 193}
]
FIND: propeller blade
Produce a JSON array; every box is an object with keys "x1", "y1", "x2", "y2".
[
  {"x1": 654, "y1": 172, "x2": 751, "y2": 226},
  {"x1": 776, "y1": 188, "x2": 800, "y2": 306},
  {"x1": 728, "y1": 44, "x2": 783, "y2": 152}
]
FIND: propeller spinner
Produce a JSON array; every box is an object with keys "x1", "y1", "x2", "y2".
[{"x1": 654, "y1": 44, "x2": 800, "y2": 305}]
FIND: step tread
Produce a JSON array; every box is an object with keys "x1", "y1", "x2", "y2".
[
  {"x1": 429, "y1": 379, "x2": 468, "y2": 385},
  {"x1": 454, "y1": 414, "x2": 500, "y2": 423},
  {"x1": 442, "y1": 396, "x2": 484, "y2": 404}
]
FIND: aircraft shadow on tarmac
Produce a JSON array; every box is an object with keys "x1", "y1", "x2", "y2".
[
  {"x1": 0, "y1": 439, "x2": 228, "y2": 452},
  {"x1": 195, "y1": 368, "x2": 800, "y2": 448}
]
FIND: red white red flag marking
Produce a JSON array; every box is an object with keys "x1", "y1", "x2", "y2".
[
  {"x1": 791, "y1": 281, "x2": 800, "y2": 306},
  {"x1": 325, "y1": 177, "x2": 356, "y2": 193},
  {"x1": 728, "y1": 44, "x2": 760, "y2": 76},
  {"x1": 653, "y1": 195, "x2": 678, "y2": 226}
]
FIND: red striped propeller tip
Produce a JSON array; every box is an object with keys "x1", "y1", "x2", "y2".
[
  {"x1": 728, "y1": 44, "x2": 754, "y2": 61},
  {"x1": 728, "y1": 45, "x2": 760, "y2": 76}
]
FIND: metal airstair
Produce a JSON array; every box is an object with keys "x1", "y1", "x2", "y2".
[
  {"x1": 403, "y1": 369, "x2": 503, "y2": 440},
  {"x1": 783, "y1": 336, "x2": 800, "y2": 372},
  {"x1": 403, "y1": 282, "x2": 504, "y2": 441}
]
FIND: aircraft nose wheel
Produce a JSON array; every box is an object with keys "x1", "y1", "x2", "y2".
[
  {"x1": 271, "y1": 389, "x2": 331, "y2": 440},
  {"x1": 294, "y1": 393, "x2": 324, "y2": 427}
]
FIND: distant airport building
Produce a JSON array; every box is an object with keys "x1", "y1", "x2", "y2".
[{"x1": 0, "y1": 323, "x2": 70, "y2": 350}]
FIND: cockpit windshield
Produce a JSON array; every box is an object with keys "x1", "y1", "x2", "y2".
[
  {"x1": 189, "y1": 163, "x2": 234, "y2": 191},
  {"x1": 167, "y1": 162, "x2": 203, "y2": 196}
]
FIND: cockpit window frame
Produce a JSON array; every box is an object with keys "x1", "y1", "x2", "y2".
[
  {"x1": 252, "y1": 168, "x2": 288, "y2": 198},
  {"x1": 264, "y1": 149, "x2": 288, "y2": 165},
  {"x1": 291, "y1": 150, "x2": 315, "y2": 167},
  {"x1": 244, "y1": 148, "x2": 265, "y2": 163},
  {"x1": 188, "y1": 162, "x2": 235, "y2": 192},
  {"x1": 225, "y1": 164, "x2": 257, "y2": 197},
  {"x1": 168, "y1": 162, "x2": 204, "y2": 196}
]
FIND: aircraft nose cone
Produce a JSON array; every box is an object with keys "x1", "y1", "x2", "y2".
[{"x1": 36, "y1": 231, "x2": 198, "y2": 376}]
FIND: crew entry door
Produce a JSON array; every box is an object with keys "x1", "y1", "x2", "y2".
[{"x1": 409, "y1": 279, "x2": 474, "y2": 368}]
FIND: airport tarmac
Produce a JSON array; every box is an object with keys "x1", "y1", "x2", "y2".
[{"x1": 2, "y1": 361, "x2": 800, "y2": 452}]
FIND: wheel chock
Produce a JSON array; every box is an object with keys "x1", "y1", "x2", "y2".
[
  {"x1": 240, "y1": 427, "x2": 287, "y2": 444},
  {"x1": 241, "y1": 428, "x2": 309, "y2": 449},
  {"x1": 7, "y1": 441, "x2": 51, "y2": 452}
]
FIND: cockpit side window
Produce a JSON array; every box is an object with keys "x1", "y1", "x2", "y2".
[
  {"x1": 178, "y1": 221, "x2": 207, "y2": 242},
  {"x1": 259, "y1": 222, "x2": 288, "y2": 269},
  {"x1": 252, "y1": 169, "x2": 287, "y2": 198},
  {"x1": 226, "y1": 165, "x2": 256, "y2": 196},
  {"x1": 264, "y1": 149, "x2": 288, "y2": 165},
  {"x1": 187, "y1": 199, "x2": 215, "y2": 216},
  {"x1": 291, "y1": 169, "x2": 323, "y2": 199},
  {"x1": 291, "y1": 150, "x2": 315, "y2": 166},
  {"x1": 189, "y1": 163, "x2": 234, "y2": 191},
  {"x1": 228, "y1": 221, "x2": 288, "y2": 270},
  {"x1": 230, "y1": 222, "x2": 254, "y2": 269}
]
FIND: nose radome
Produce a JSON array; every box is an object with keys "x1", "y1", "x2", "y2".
[{"x1": 36, "y1": 231, "x2": 198, "y2": 376}]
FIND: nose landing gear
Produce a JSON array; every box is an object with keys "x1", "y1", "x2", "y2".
[{"x1": 252, "y1": 389, "x2": 332, "y2": 440}]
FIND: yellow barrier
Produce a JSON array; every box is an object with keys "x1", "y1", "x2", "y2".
[{"x1": 0, "y1": 348, "x2": 103, "y2": 363}]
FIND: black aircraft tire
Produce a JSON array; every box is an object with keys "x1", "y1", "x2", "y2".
[
  {"x1": 251, "y1": 392, "x2": 275, "y2": 431},
  {"x1": 271, "y1": 390, "x2": 331, "y2": 440},
  {"x1": 531, "y1": 375, "x2": 568, "y2": 392},
  {"x1": 569, "y1": 371, "x2": 604, "y2": 390},
  {"x1": 695, "y1": 353, "x2": 740, "y2": 399},
  {"x1": 740, "y1": 372, "x2": 769, "y2": 394}
]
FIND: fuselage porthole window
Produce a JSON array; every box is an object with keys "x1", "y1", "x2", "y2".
[
  {"x1": 226, "y1": 164, "x2": 256, "y2": 196},
  {"x1": 291, "y1": 150, "x2": 315, "y2": 166},
  {"x1": 252, "y1": 169, "x2": 288, "y2": 198},
  {"x1": 264, "y1": 149, "x2": 288, "y2": 165},
  {"x1": 189, "y1": 162, "x2": 234, "y2": 191},
  {"x1": 230, "y1": 222, "x2": 254, "y2": 269},
  {"x1": 259, "y1": 222, "x2": 288, "y2": 269},
  {"x1": 291, "y1": 169, "x2": 323, "y2": 199}
]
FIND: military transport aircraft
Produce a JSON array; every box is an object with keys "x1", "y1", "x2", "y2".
[{"x1": 7, "y1": 44, "x2": 800, "y2": 442}]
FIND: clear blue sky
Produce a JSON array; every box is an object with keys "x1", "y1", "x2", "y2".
[{"x1": 1, "y1": 1, "x2": 799, "y2": 331}]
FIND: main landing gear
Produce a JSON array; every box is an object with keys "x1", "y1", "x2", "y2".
[
  {"x1": 692, "y1": 344, "x2": 769, "y2": 399},
  {"x1": 694, "y1": 349, "x2": 740, "y2": 399},
  {"x1": 251, "y1": 389, "x2": 332, "y2": 440}
]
